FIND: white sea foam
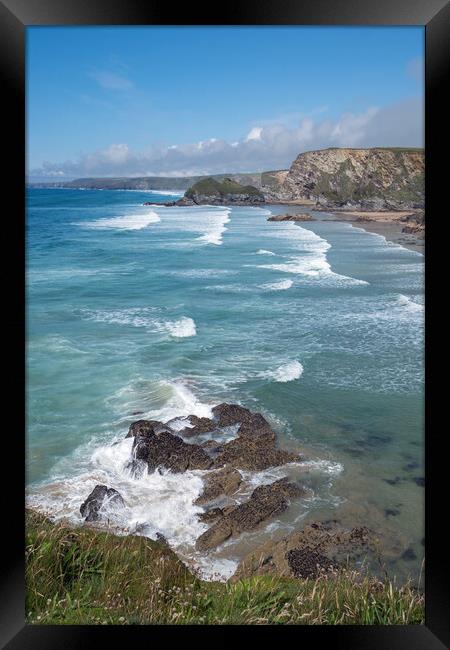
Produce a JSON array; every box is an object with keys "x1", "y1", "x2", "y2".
[
  {"x1": 256, "y1": 249, "x2": 276, "y2": 256},
  {"x1": 299, "y1": 459, "x2": 344, "y2": 476},
  {"x1": 81, "y1": 307, "x2": 160, "y2": 328},
  {"x1": 258, "y1": 222, "x2": 368, "y2": 286},
  {"x1": 196, "y1": 209, "x2": 231, "y2": 245},
  {"x1": 27, "y1": 438, "x2": 207, "y2": 547},
  {"x1": 106, "y1": 378, "x2": 215, "y2": 424},
  {"x1": 193, "y1": 556, "x2": 240, "y2": 582},
  {"x1": 165, "y1": 317, "x2": 196, "y2": 338},
  {"x1": 77, "y1": 210, "x2": 161, "y2": 231},
  {"x1": 260, "y1": 279, "x2": 293, "y2": 291},
  {"x1": 80, "y1": 308, "x2": 196, "y2": 338},
  {"x1": 396, "y1": 294, "x2": 424, "y2": 313},
  {"x1": 154, "y1": 205, "x2": 231, "y2": 246},
  {"x1": 261, "y1": 360, "x2": 304, "y2": 383},
  {"x1": 169, "y1": 269, "x2": 237, "y2": 279}
]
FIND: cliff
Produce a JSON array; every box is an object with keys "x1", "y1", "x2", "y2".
[
  {"x1": 281, "y1": 147, "x2": 424, "y2": 210},
  {"x1": 30, "y1": 148, "x2": 425, "y2": 212}
]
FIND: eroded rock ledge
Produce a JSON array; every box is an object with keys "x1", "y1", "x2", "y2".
[
  {"x1": 79, "y1": 403, "x2": 304, "y2": 550},
  {"x1": 196, "y1": 478, "x2": 306, "y2": 552},
  {"x1": 126, "y1": 402, "x2": 300, "y2": 474},
  {"x1": 267, "y1": 213, "x2": 315, "y2": 222},
  {"x1": 233, "y1": 521, "x2": 375, "y2": 581}
]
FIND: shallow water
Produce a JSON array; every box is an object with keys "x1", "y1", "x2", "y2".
[{"x1": 26, "y1": 188, "x2": 424, "y2": 581}]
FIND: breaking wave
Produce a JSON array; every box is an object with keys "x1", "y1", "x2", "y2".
[
  {"x1": 261, "y1": 361, "x2": 304, "y2": 383},
  {"x1": 76, "y1": 210, "x2": 161, "y2": 231}
]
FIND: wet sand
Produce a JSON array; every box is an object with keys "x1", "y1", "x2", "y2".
[
  {"x1": 327, "y1": 213, "x2": 425, "y2": 254},
  {"x1": 267, "y1": 205, "x2": 425, "y2": 254}
]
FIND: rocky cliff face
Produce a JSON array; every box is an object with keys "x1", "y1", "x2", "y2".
[{"x1": 281, "y1": 148, "x2": 424, "y2": 210}]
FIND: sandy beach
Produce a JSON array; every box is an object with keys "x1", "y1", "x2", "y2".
[{"x1": 328, "y1": 211, "x2": 425, "y2": 253}]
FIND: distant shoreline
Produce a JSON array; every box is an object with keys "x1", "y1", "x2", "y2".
[
  {"x1": 265, "y1": 203, "x2": 424, "y2": 254},
  {"x1": 327, "y1": 212, "x2": 425, "y2": 254}
]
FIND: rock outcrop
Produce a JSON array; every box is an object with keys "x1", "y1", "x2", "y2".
[
  {"x1": 213, "y1": 435, "x2": 298, "y2": 471},
  {"x1": 196, "y1": 478, "x2": 305, "y2": 551},
  {"x1": 126, "y1": 419, "x2": 169, "y2": 437},
  {"x1": 195, "y1": 465, "x2": 243, "y2": 505},
  {"x1": 233, "y1": 521, "x2": 375, "y2": 580},
  {"x1": 125, "y1": 403, "x2": 300, "y2": 475},
  {"x1": 281, "y1": 148, "x2": 424, "y2": 210},
  {"x1": 267, "y1": 213, "x2": 315, "y2": 222},
  {"x1": 80, "y1": 485, "x2": 124, "y2": 522},
  {"x1": 209, "y1": 403, "x2": 299, "y2": 470},
  {"x1": 131, "y1": 426, "x2": 213, "y2": 473},
  {"x1": 177, "y1": 415, "x2": 217, "y2": 437},
  {"x1": 181, "y1": 177, "x2": 265, "y2": 206},
  {"x1": 400, "y1": 210, "x2": 425, "y2": 238}
]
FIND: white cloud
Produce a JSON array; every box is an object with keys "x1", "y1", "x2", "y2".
[
  {"x1": 30, "y1": 97, "x2": 423, "y2": 179},
  {"x1": 88, "y1": 69, "x2": 134, "y2": 91},
  {"x1": 246, "y1": 127, "x2": 263, "y2": 141}
]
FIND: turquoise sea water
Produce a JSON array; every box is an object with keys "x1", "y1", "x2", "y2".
[{"x1": 26, "y1": 188, "x2": 424, "y2": 581}]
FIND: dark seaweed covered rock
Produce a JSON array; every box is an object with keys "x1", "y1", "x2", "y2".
[
  {"x1": 196, "y1": 478, "x2": 305, "y2": 551},
  {"x1": 127, "y1": 404, "x2": 300, "y2": 474},
  {"x1": 178, "y1": 415, "x2": 217, "y2": 437},
  {"x1": 267, "y1": 213, "x2": 314, "y2": 222},
  {"x1": 80, "y1": 485, "x2": 124, "y2": 522},
  {"x1": 131, "y1": 426, "x2": 213, "y2": 473},
  {"x1": 286, "y1": 548, "x2": 335, "y2": 578},
  {"x1": 213, "y1": 437, "x2": 298, "y2": 471},
  {"x1": 234, "y1": 522, "x2": 374, "y2": 580},
  {"x1": 126, "y1": 419, "x2": 168, "y2": 438},
  {"x1": 195, "y1": 465, "x2": 242, "y2": 505},
  {"x1": 212, "y1": 403, "x2": 274, "y2": 440}
]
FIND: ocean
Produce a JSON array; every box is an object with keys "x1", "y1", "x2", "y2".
[{"x1": 26, "y1": 188, "x2": 424, "y2": 582}]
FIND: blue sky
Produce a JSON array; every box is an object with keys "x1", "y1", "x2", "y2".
[{"x1": 27, "y1": 26, "x2": 424, "y2": 179}]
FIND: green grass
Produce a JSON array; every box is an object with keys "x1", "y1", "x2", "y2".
[
  {"x1": 185, "y1": 177, "x2": 264, "y2": 199},
  {"x1": 26, "y1": 510, "x2": 424, "y2": 625}
]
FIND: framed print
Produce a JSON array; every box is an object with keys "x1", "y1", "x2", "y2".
[{"x1": 1, "y1": 0, "x2": 449, "y2": 646}]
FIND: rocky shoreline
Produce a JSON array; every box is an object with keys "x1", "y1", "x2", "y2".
[{"x1": 64, "y1": 402, "x2": 394, "y2": 582}]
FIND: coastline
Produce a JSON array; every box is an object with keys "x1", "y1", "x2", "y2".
[
  {"x1": 264, "y1": 203, "x2": 425, "y2": 254},
  {"x1": 327, "y1": 212, "x2": 424, "y2": 254},
  {"x1": 26, "y1": 508, "x2": 424, "y2": 625}
]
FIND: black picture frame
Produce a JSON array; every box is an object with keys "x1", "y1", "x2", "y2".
[{"x1": 2, "y1": 0, "x2": 448, "y2": 646}]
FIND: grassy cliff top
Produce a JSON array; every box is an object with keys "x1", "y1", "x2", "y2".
[
  {"x1": 185, "y1": 177, "x2": 264, "y2": 198},
  {"x1": 26, "y1": 509, "x2": 424, "y2": 625}
]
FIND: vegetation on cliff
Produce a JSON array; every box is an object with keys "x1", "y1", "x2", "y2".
[
  {"x1": 283, "y1": 147, "x2": 424, "y2": 210},
  {"x1": 26, "y1": 510, "x2": 424, "y2": 625},
  {"x1": 184, "y1": 177, "x2": 264, "y2": 203}
]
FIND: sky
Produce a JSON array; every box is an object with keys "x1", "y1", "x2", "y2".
[{"x1": 27, "y1": 26, "x2": 424, "y2": 180}]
